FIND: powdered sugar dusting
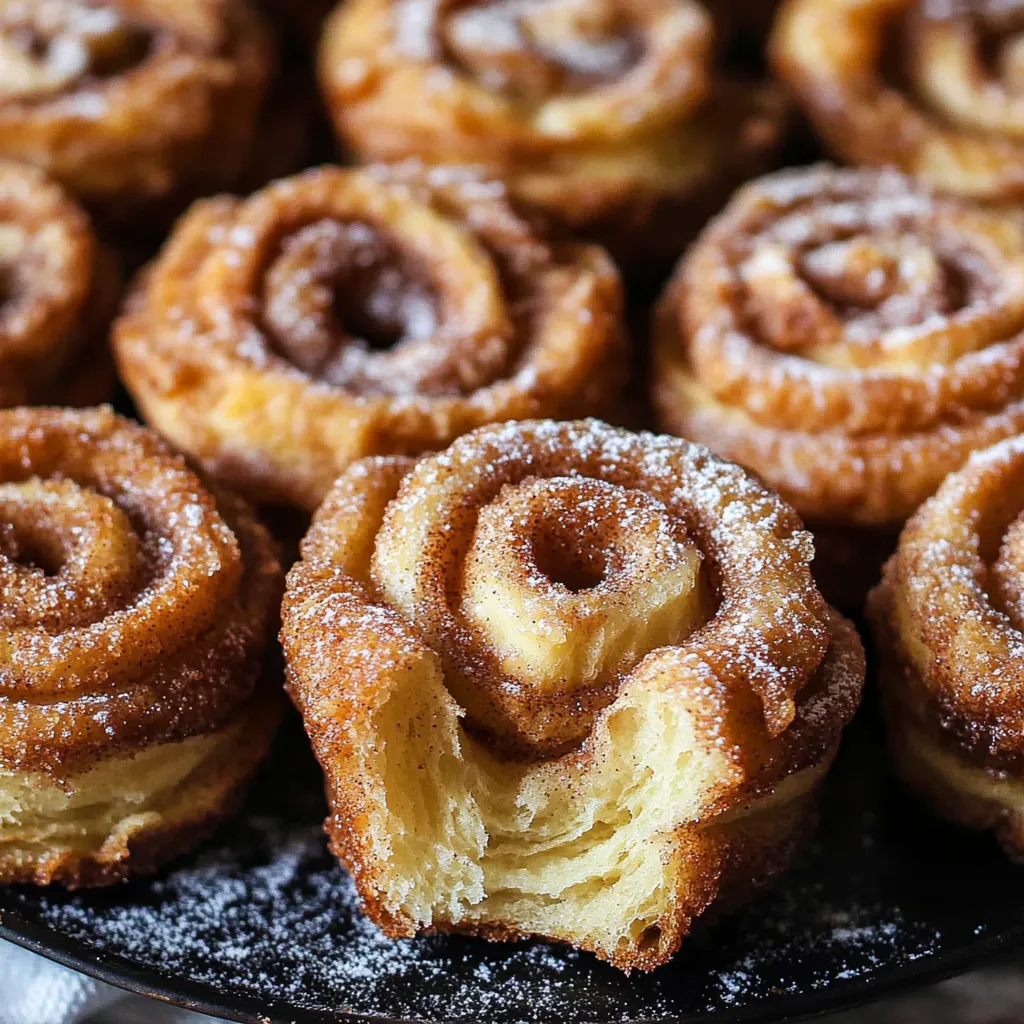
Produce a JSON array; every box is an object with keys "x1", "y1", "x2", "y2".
[{"x1": 6, "y1": 713, "x2": 993, "y2": 1023}]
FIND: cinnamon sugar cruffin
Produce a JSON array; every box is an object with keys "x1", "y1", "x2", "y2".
[
  {"x1": 652, "y1": 164, "x2": 1024, "y2": 605},
  {"x1": 0, "y1": 161, "x2": 119, "y2": 407},
  {"x1": 281, "y1": 419, "x2": 864, "y2": 971},
  {"x1": 0, "y1": 407, "x2": 283, "y2": 887},
  {"x1": 0, "y1": 0, "x2": 272, "y2": 217},
  {"x1": 319, "y1": 0, "x2": 787, "y2": 261},
  {"x1": 114, "y1": 164, "x2": 627, "y2": 512},
  {"x1": 772, "y1": 0, "x2": 1024, "y2": 201},
  {"x1": 870, "y1": 436, "x2": 1024, "y2": 859}
]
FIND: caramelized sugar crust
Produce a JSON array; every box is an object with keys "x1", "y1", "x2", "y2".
[
  {"x1": 0, "y1": 0, "x2": 272, "y2": 216},
  {"x1": 652, "y1": 164, "x2": 1024, "y2": 604},
  {"x1": 114, "y1": 164, "x2": 628, "y2": 512},
  {"x1": 870, "y1": 436, "x2": 1024, "y2": 858},
  {"x1": 0, "y1": 407, "x2": 283, "y2": 885},
  {"x1": 0, "y1": 161, "x2": 119, "y2": 407},
  {"x1": 319, "y1": 0, "x2": 788, "y2": 261},
  {"x1": 773, "y1": 0, "x2": 1024, "y2": 201},
  {"x1": 282, "y1": 419, "x2": 864, "y2": 970}
]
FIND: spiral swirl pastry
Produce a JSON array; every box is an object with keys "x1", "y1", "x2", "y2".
[
  {"x1": 0, "y1": 161, "x2": 119, "y2": 408},
  {"x1": 869, "y1": 436, "x2": 1024, "y2": 858},
  {"x1": 0, "y1": 0, "x2": 272, "y2": 218},
  {"x1": 282, "y1": 419, "x2": 864, "y2": 970},
  {"x1": 652, "y1": 164, "x2": 1024, "y2": 606},
  {"x1": 114, "y1": 164, "x2": 627, "y2": 512},
  {"x1": 772, "y1": 0, "x2": 1024, "y2": 201},
  {"x1": 0, "y1": 407, "x2": 282, "y2": 887},
  {"x1": 319, "y1": 0, "x2": 788, "y2": 261}
]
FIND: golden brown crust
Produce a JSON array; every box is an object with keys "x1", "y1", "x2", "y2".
[
  {"x1": 0, "y1": 161, "x2": 119, "y2": 407},
  {"x1": 869, "y1": 435, "x2": 1024, "y2": 855},
  {"x1": 0, "y1": 406, "x2": 283, "y2": 778},
  {"x1": 772, "y1": 0, "x2": 1024, "y2": 201},
  {"x1": 652, "y1": 164, "x2": 1024, "y2": 536},
  {"x1": 282, "y1": 418, "x2": 865, "y2": 971},
  {"x1": 114, "y1": 164, "x2": 628, "y2": 512},
  {"x1": 0, "y1": 0, "x2": 272, "y2": 219},
  {"x1": 319, "y1": 0, "x2": 788, "y2": 262}
]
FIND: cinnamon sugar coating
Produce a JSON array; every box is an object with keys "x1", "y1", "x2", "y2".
[
  {"x1": 0, "y1": 161, "x2": 119, "y2": 407},
  {"x1": 319, "y1": 0, "x2": 788, "y2": 262},
  {"x1": 0, "y1": 407, "x2": 283, "y2": 885},
  {"x1": 773, "y1": 0, "x2": 1024, "y2": 201},
  {"x1": 870, "y1": 436, "x2": 1024, "y2": 858},
  {"x1": 114, "y1": 164, "x2": 627, "y2": 512},
  {"x1": 652, "y1": 164, "x2": 1024, "y2": 605},
  {"x1": 0, "y1": 0, "x2": 272, "y2": 219},
  {"x1": 282, "y1": 419, "x2": 864, "y2": 970}
]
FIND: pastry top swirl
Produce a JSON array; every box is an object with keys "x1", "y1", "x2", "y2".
[
  {"x1": 284, "y1": 418, "x2": 862, "y2": 762},
  {"x1": 653, "y1": 164, "x2": 1024, "y2": 528},
  {"x1": 0, "y1": 406, "x2": 282, "y2": 778},
  {"x1": 323, "y1": 0, "x2": 710, "y2": 157},
  {"x1": 114, "y1": 164, "x2": 626, "y2": 511},
  {"x1": 0, "y1": 0, "x2": 271, "y2": 211},
  {"x1": 773, "y1": 0, "x2": 1024, "y2": 200},
  {"x1": 319, "y1": 0, "x2": 788, "y2": 255},
  {"x1": 0, "y1": 160, "x2": 118, "y2": 407},
  {"x1": 871, "y1": 435, "x2": 1024, "y2": 772}
]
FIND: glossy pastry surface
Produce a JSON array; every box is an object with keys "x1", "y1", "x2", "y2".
[
  {"x1": 114, "y1": 164, "x2": 627, "y2": 511},
  {"x1": 320, "y1": 0, "x2": 787, "y2": 259},
  {"x1": 0, "y1": 406, "x2": 282, "y2": 886},
  {"x1": 282, "y1": 418, "x2": 864, "y2": 970},
  {"x1": 870, "y1": 436, "x2": 1024, "y2": 858}
]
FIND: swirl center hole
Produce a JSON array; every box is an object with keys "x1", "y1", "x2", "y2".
[
  {"x1": 798, "y1": 234, "x2": 966, "y2": 328},
  {"x1": 532, "y1": 535, "x2": 608, "y2": 593},
  {"x1": 264, "y1": 219, "x2": 440, "y2": 385},
  {"x1": 0, "y1": 522, "x2": 63, "y2": 576}
]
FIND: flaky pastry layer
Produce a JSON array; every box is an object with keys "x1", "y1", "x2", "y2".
[
  {"x1": 0, "y1": 693, "x2": 279, "y2": 887},
  {"x1": 282, "y1": 418, "x2": 865, "y2": 970}
]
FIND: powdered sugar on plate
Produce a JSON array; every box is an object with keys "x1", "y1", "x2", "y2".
[{"x1": 1, "y1": 711, "x2": 1019, "y2": 1023}]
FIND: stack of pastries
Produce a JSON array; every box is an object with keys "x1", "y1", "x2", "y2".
[{"x1": 5, "y1": 0, "x2": 1024, "y2": 977}]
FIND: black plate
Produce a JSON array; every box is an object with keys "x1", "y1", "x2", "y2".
[{"x1": 1, "y1": 699, "x2": 1023, "y2": 1024}]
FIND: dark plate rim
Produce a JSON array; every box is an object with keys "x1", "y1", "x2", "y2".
[{"x1": 2, "y1": 901, "x2": 1024, "y2": 1024}]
